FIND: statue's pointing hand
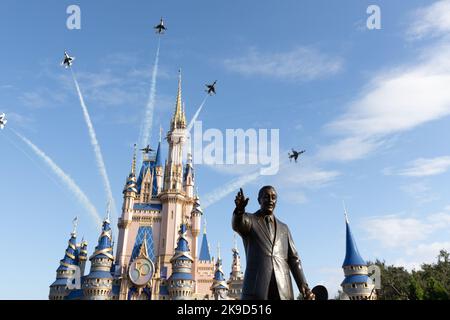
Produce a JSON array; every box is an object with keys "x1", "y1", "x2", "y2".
[{"x1": 235, "y1": 188, "x2": 249, "y2": 213}]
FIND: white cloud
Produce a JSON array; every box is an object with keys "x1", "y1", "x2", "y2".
[
  {"x1": 315, "y1": 267, "x2": 343, "y2": 299},
  {"x1": 397, "y1": 156, "x2": 450, "y2": 177},
  {"x1": 321, "y1": 42, "x2": 450, "y2": 162},
  {"x1": 19, "y1": 88, "x2": 67, "y2": 109},
  {"x1": 4, "y1": 112, "x2": 35, "y2": 129},
  {"x1": 364, "y1": 215, "x2": 434, "y2": 247},
  {"x1": 317, "y1": 137, "x2": 382, "y2": 162},
  {"x1": 408, "y1": 0, "x2": 450, "y2": 40},
  {"x1": 363, "y1": 207, "x2": 450, "y2": 248},
  {"x1": 223, "y1": 46, "x2": 343, "y2": 81},
  {"x1": 319, "y1": 1, "x2": 450, "y2": 163},
  {"x1": 277, "y1": 165, "x2": 340, "y2": 189},
  {"x1": 393, "y1": 241, "x2": 450, "y2": 271},
  {"x1": 400, "y1": 182, "x2": 439, "y2": 205}
]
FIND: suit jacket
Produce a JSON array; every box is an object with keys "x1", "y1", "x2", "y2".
[{"x1": 232, "y1": 209, "x2": 308, "y2": 300}]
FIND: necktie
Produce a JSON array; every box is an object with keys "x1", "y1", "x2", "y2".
[{"x1": 265, "y1": 215, "x2": 274, "y2": 242}]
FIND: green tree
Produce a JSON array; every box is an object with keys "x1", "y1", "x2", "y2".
[
  {"x1": 425, "y1": 277, "x2": 448, "y2": 300},
  {"x1": 408, "y1": 276, "x2": 424, "y2": 300}
]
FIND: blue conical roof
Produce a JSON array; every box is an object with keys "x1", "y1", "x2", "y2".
[
  {"x1": 199, "y1": 233, "x2": 211, "y2": 261},
  {"x1": 136, "y1": 156, "x2": 159, "y2": 197},
  {"x1": 343, "y1": 219, "x2": 366, "y2": 267},
  {"x1": 155, "y1": 142, "x2": 162, "y2": 167},
  {"x1": 214, "y1": 259, "x2": 225, "y2": 281},
  {"x1": 175, "y1": 224, "x2": 190, "y2": 252},
  {"x1": 170, "y1": 223, "x2": 193, "y2": 268},
  {"x1": 57, "y1": 232, "x2": 78, "y2": 271},
  {"x1": 90, "y1": 218, "x2": 114, "y2": 261}
]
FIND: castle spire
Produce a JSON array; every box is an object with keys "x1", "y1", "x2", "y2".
[
  {"x1": 342, "y1": 208, "x2": 365, "y2": 267},
  {"x1": 227, "y1": 233, "x2": 244, "y2": 300},
  {"x1": 168, "y1": 222, "x2": 195, "y2": 300},
  {"x1": 211, "y1": 242, "x2": 229, "y2": 299},
  {"x1": 199, "y1": 218, "x2": 212, "y2": 261},
  {"x1": 171, "y1": 69, "x2": 186, "y2": 130},
  {"x1": 106, "y1": 201, "x2": 111, "y2": 224},
  {"x1": 84, "y1": 215, "x2": 114, "y2": 300},
  {"x1": 132, "y1": 143, "x2": 137, "y2": 175},
  {"x1": 340, "y1": 205, "x2": 376, "y2": 300},
  {"x1": 343, "y1": 200, "x2": 349, "y2": 224},
  {"x1": 49, "y1": 220, "x2": 80, "y2": 300},
  {"x1": 71, "y1": 216, "x2": 78, "y2": 236}
]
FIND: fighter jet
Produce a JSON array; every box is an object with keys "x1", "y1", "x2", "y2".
[
  {"x1": 154, "y1": 17, "x2": 167, "y2": 34},
  {"x1": 61, "y1": 51, "x2": 75, "y2": 68},
  {"x1": 205, "y1": 81, "x2": 217, "y2": 95},
  {"x1": 288, "y1": 149, "x2": 305, "y2": 163},
  {"x1": 140, "y1": 145, "x2": 154, "y2": 154},
  {"x1": 0, "y1": 113, "x2": 6, "y2": 130}
]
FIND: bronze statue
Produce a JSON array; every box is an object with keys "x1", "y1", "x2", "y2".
[{"x1": 232, "y1": 186, "x2": 314, "y2": 300}]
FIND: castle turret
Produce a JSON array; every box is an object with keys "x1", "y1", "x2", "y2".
[
  {"x1": 227, "y1": 234, "x2": 244, "y2": 299},
  {"x1": 191, "y1": 193, "x2": 203, "y2": 238},
  {"x1": 195, "y1": 218, "x2": 215, "y2": 298},
  {"x1": 159, "y1": 70, "x2": 188, "y2": 277},
  {"x1": 78, "y1": 238, "x2": 88, "y2": 277},
  {"x1": 83, "y1": 213, "x2": 115, "y2": 300},
  {"x1": 184, "y1": 153, "x2": 194, "y2": 199},
  {"x1": 163, "y1": 69, "x2": 186, "y2": 192},
  {"x1": 49, "y1": 218, "x2": 80, "y2": 300},
  {"x1": 155, "y1": 139, "x2": 163, "y2": 195},
  {"x1": 341, "y1": 207, "x2": 376, "y2": 300},
  {"x1": 168, "y1": 223, "x2": 195, "y2": 300},
  {"x1": 199, "y1": 219, "x2": 212, "y2": 262},
  {"x1": 117, "y1": 145, "x2": 138, "y2": 272},
  {"x1": 211, "y1": 244, "x2": 229, "y2": 300}
]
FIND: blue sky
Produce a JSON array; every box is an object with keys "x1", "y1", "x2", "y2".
[{"x1": 1, "y1": 0, "x2": 450, "y2": 299}]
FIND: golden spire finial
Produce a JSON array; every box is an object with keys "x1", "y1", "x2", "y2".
[
  {"x1": 217, "y1": 242, "x2": 221, "y2": 260},
  {"x1": 343, "y1": 200, "x2": 349, "y2": 224},
  {"x1": 131, "y1": 143, "x2": 137, "y2": 175},
  {"x1": 171, "y1": 69, "x2": 186, "y2": 130},
  {"x1": 159, "y1": 125, "x2": 163, "y2": 143},
  {"x1": 72, "y1": 216, "x2": 78, "y2": 236},
  {"x1": 106, "y1": 201, "x2": 111, "y2": 223},
  {"x1": 203, "y1": 217, "x2": 207, "y2": 234}
]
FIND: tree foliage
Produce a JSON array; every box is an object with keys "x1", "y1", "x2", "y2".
[{"x1": 369, "y1": 250, "x2": 450, "y2": 300}]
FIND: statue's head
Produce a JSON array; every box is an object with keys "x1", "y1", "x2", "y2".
[{"x1": 258, "y1": 185, "x2": 277, "y2": 215}]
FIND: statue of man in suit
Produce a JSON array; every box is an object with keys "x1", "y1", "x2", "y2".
[{"x1": 232, "y1": 186, "x2": 314, "y2": 300}]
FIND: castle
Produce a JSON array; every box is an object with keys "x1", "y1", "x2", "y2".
[
  {"x1": 49, "y1": 73, "x2": 375, "y2": 300},
  {"x1": 49, "y1": 72, "x2": 244, "y2": 300}
]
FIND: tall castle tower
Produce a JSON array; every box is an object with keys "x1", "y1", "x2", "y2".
[
  {"x1": 341, "y1": 208, "x2": 376, "y2": 300},
  {"x1": 211, "y1": 245, "x2": 229, "y2": 300},
  {"x1": 227, "y1": 235, "x2": 244, "y2": 299},
  {"x1": 83, "y1": 214, "x2": 115, "y2": 300},
  {"x1": 168, "y1": 222, "x2": 195, "y2": 299},
  {"x1": 113, "y1": 71, "x2": 214, "y2": 299}
]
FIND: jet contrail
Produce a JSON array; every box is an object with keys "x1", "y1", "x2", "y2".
[
  {"x1": 202, "y1": 169, "x2": 262, "y2": 209},
  {"x1": 70, "y1": 69, "x2": 117, "y2": 223},
  {"x1": 139, "y1": 36, "x2": 161, "y2": 150},
  {"x1": 12, "y1": 130, "x2": 102, "y2": 227},
  {"x1": 202, "y1": 157, "x2": 288, "y2": 209},
  {"x1": 187, "y1": 95, "x2": 209, "y2": 133}
]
